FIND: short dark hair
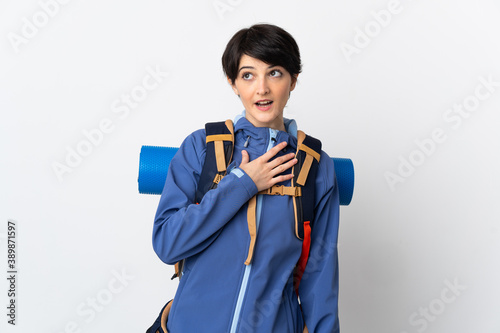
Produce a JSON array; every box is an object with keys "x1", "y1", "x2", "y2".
[{"x1": 222, "y1": 23, "x2": 302, "y2": 84}]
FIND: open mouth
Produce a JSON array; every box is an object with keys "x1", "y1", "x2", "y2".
[{"x1": 255, "y1": 100, "x2": 273, "y2": 108}]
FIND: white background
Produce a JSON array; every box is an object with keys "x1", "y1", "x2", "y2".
[{"x1": 1, "y1": 0, "x2": 499, "y2": 332}]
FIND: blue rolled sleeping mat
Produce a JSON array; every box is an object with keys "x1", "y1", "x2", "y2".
[{"x1": 138, "y1": 146, "x2": 354, "y2": 206}]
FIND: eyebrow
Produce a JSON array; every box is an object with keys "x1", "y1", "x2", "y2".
[{"x1": 237, "y1": 64, "x2": 278, "y2": 73}]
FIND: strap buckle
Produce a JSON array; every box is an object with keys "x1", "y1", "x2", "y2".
[
  {"x1": 265, "y1": 185, "x2": 302, "y2": 197},
  {"x1": 270, "y1": 185, "x2": 285, "y2": 195},
  {"x1": 213, "y1": 174, "x2": 224, "y2": 184},
  {"x1": 293, "y1": 186, "x2": 302, "y2": 197}
]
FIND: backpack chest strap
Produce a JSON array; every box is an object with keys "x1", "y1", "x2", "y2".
[
  {"x1": 258, "y1": 185, "x2": 302, "y2": 197},
  {"x1": 243, "y1": 185, "x2": 302, "y2": 265}
]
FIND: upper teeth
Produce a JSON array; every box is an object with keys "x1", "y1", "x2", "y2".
[{"x1": 257, "y1": 101, "x2": 272, "y2": 105}]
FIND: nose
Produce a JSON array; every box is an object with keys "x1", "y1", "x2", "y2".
[{"x1": 256, "y1": 77, "x2": 270, "y2": 95}]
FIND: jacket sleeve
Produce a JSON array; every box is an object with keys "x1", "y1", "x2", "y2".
[
  {"x1": 152, "y1": 129, "x2": 258, "y2": 265},
  {"x1": 298, "y1": 152, "x2": 340, "y2": 332}
]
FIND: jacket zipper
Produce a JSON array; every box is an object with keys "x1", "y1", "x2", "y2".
[{"x1": 229, "y1": 128, "x2": 278, "y2": 333}]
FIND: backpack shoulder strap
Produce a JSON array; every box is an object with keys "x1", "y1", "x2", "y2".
[
  {"x1": 194, "y1": 119, "x2": 234, "y2": 204},
  {"x1": 247, "y1": 129, "x2": 322, "y2": 272},
  {"x1": 293, "y1": 130, "x2": 322, "y2": 239},
  {"x1": 171, "y1": 120, "x2": 234, "y2": 281},
  {"x1": 293, "y1": 130, "x2": 322, "y2": 295}
]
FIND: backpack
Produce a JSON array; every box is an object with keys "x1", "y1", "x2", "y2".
[{"x1": 147, "y1": 120, "x2": 321, "y2": 333}]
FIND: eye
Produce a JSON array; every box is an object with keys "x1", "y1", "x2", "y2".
[
  {"x1": 242, "y1": 72, "x2": 253, "y2": 80},
  {"x1": 269, "y1": 69, "x2": 282, "y2": 77}
]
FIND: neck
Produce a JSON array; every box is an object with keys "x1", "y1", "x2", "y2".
[
  {"x1": 246, "y1": 117, "x2": 286, "y2": 132},
  {"x1": 270, "y1": 121, "x2": 286, "y2": 132}
]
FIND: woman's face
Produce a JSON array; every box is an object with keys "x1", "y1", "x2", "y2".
[{"x1": 229, "y1": 54, "x2": 297, "y2": 131}]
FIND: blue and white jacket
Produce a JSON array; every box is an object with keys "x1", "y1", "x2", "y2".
[{"x1": 153, "y1": 113, "x2": 340, "y2": 332}]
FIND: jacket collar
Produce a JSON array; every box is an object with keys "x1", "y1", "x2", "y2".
[
  {"x1": 233, "y1": 110, "x2": 297, "y2": 139},
  {"x1": 232, "y1": 110, "x2": 298, "y2": 153}
]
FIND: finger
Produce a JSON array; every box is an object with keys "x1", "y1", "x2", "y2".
[
  {"x1": 268, "y1": 152, "x2": 296, "y2": 170},
  {"x1": 259, "y1": 141, "x2": 288, "y2": 162},
  {"x1": 240, "y1": 150, "x2": 249, "y2": 165},
  {"x1": 271, "y1": 157, "x2": 297, "y2": 176},
  {"x1": 270, "y1": 173, "x2": 294, "y2": 185}
]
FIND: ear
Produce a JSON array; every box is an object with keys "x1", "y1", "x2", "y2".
[
  {"x1": 290, "y1": 74, "x2": 299, "y2": 92},
  {"x1": 227, "y1": 76, "x2": 240, "y2": 96}
]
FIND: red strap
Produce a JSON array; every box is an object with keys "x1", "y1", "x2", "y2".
[{"x1": 294, "y1": 221, "x2": 311, "y2": 296}]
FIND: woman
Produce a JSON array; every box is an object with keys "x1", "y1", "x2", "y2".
[{"x1": 151, "y1": 23, "x2": 340, "y2": 333}]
